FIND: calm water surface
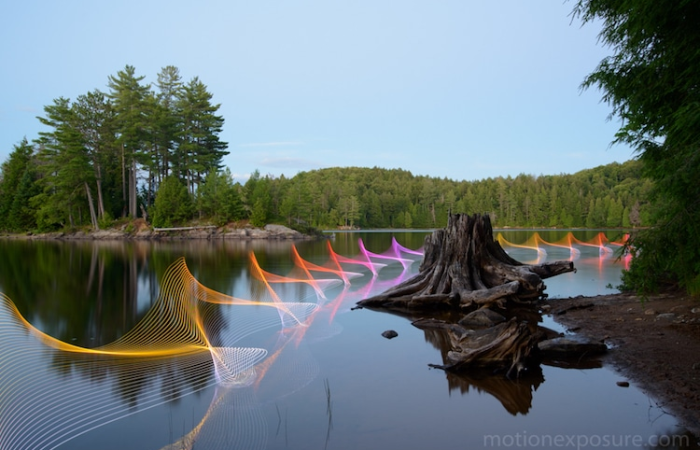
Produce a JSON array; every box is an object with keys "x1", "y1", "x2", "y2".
[{"x1": 0, "y1": 230, "x2": 692, "y2": 450}]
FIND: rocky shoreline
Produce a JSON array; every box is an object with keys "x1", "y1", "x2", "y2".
[
  {"x1": 1, "y1": 223, "x2": 324, "y2": 241},
  {"x1": 544, "y1": 292, "x2": 700, "y2": 438}
]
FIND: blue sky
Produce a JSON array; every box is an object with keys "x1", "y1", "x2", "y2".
[{"x1": 0, "y1": 1, "x2": 633, "y2": 183}]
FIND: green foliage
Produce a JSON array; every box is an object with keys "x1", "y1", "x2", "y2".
[
  {"x1": 0, "y1": 64, "x2": 658, "y2": 239},
  {"x1": 574, "y1": 0, "x2": 700, "y2": 294},
  {"x1": 151, "y1": 176, "x2": 194, "y2": 228},
  {"x1": 0, "y1": 65, "x2": 229, "y2": 228},
  {"x1": 98, "y1": 211, "x2": 114, "y2": 230},
  {"x1": 237, "y1": 162, "x2": 649, "y2": 231},
  {"x1": 250, "y1": 198, "x2": 267, "y2": 228},
  {"x1": 9, "y1": 168, "x2": 40, "y2": 231},
  {"x1": 196, "y1": 169, "x2": 244, "y2": 226},
  {"x1": 0, "y1": 139, "x2": 38, "y2": 231}
]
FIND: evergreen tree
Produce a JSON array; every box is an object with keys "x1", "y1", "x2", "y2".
[
  {"x1": 175, "y1": 77, "x2": 228, "y2": 194},
  {"x1": 35, "y1": 97, "x2": 99, "y2": 230},
  {"x1": 107, "y1": 65, "x2": 151, "y2": 218},
  {"x1": 151, "y1": 176, "x2": 193, "y2": 228},
  {"x1": 154, "y1": 65, "x2": 183, "y2": 183},
  {"x1": 73, "y1": 90, "x2": 117, "y2": 222},
  {"x1": 9, "y1": 168, "x2": 40, "y2": 231},
  {"x1": 574, "y1": 0, "x2": 700, "y2": 293},
  {"x1": 196, "y1": 169, "x2": 244, "y2": 226},
  {"x1": 0, "y1": 139, "x2": 36, "y2": 231}
]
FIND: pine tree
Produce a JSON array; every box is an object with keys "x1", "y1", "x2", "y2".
[
  {"x1": 107, "y1": 65, "x2": 151, "y2": 218},
  {"x1": 175, "y1": 77, "x2": 228, "y2": 194},
  {"x1": 0, "y1": 139, "x2": 36, "y2": 231},
  {"x1": 574, "y1": 0, "x2": 700, "y2": 293}
]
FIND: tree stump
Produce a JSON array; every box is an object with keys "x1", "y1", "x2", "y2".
[
  {"x1": 357, "y1": 213, "x2": 577, "y2": 377},
  {"x1": 357, "y1": 213, "x2": 574, "y2": 311}
]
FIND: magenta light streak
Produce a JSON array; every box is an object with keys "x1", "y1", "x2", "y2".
[
  {"x1": 391, "y1": 237, "x2": 424, "y2": 256},
  {"x1": 358, "y1": 239, "x2": 418, "y2": 272},
  {"x1": 326, "y1": 241, "x2": 387, "y2": 277}
]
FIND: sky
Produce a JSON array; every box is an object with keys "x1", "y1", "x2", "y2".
[{"x1": 0, "y1": 1, "x2": 635, "y2": 183}]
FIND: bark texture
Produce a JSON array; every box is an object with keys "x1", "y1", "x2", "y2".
[{"x1": 358, "y1": 213, "x2": 574, "y2": 311}]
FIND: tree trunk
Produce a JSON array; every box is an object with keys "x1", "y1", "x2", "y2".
[
  {"x1": 129, "y1": 158, "x2": 137, "y2": 218},
  {"x1": 358, "y1": 213, "x2": 574, "y2": 311},
  {"x1": 84, "y1": 182, "x2": 99, "y2": 230}
]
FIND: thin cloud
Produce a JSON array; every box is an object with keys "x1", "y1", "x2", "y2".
[
  {"x1": 238, "y1": 141, "x2": 303, "y2": 148},
  {"x1": 259, "y1": 156, "x2": 323, "y2": 169}
]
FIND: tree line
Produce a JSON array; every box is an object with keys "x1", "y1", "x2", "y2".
[
  {"x1": 3, "y1": 0, "x2": 698, "y2": 295},
  {"x1": 0, "y1": 65, "x2": 228, "y2": 231},
  {"x1": 0, "y1": 63, "x2": 652, "y2": 233},
  {"x1": 1, "y1": 85, "x2": 652, "y2": 234},
  {"x1": 243, "y1": 161, "x2": 652, "y2": 231}
]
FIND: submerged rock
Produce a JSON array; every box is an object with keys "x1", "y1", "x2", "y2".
[
  {"x1": 537, "y1": 335, "x2": 607, "y2": 358},
  {"x1": 381, "y1": 330, "x2": 398, "y2": 339}
]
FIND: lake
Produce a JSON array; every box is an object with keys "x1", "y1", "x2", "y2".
[{"x1": 0, "y1": 230, "x2": 692, "y2": 450}]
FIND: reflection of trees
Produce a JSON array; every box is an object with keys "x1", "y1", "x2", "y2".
[
  {"x1": 60, "y1": 352, "x2": 215, "y2": 408},
  {"x1": 0, "y1": 239, "x2": 266, "y2": 348},
  {"x1": 0, "y1": 240, "x2": 147, "y2": 347},
  {"x1": 5, "y1": 348, "x2": 214, "y2": 450}
]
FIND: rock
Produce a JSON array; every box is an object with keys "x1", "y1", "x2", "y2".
[
  {"x1": 458, "y1": 308, "x2": 506, "y2": 327},
  {"x1": 247, "y1": 228, "x2": 269, "y2": 239},
  {"x1": 655, "y1": 313, "x2": 676, "y2": 321},
  {"x1": 264, "y1": 224, "x2": 302, "y2": 239},
  {"x1": 644, "y1": 308, "x2": 656, "y2": 315},
  {"x1": 537, "y1": 335, "x2": 607, "y2": 358},
  {"x1": 616, "y1": 381, "x2": 630, "y2": 387},
  {"x1": 381, "y1": 330, "x2": 398, "y2": 339}
]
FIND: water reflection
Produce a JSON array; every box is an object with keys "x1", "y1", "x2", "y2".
[{"x1": 0, "y1": 230, "x2": 676, "y2": 450}]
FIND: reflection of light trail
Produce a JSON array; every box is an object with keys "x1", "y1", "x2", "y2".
[
  {"x1": 0, "y1": 236, "x2": 423, "y2": 450},
  {"x1": 0, "y1": 258, "x2": 317, "y2": 450},
  {"x1": 569, "y1": 232, "x2": 614, "y2": 257},
  {"x1": 497, "y1": 231, "x2": 631, "y2": 262}
]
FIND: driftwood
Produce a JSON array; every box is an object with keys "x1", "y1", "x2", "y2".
[
  {"x1": 357, "y1": 213, "x2": 577, "y2": 378},
  {"x1": 357, "y1": 213, "x2": 574, "y2": 310}
]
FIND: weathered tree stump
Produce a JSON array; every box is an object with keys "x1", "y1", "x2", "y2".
[
  {"x1": 357, "y1": 213, "x2": 577, "y2": 377},
  {"x1": 357, "y1": 213, "x2": 574, "y2": 311}
]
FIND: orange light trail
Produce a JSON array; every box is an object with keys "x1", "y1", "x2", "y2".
[
  {"x1": 0, "y1": 233, "x2": 507, "y2": 449},
  {"x1": 497, "y1": 231, "x2": 631, "y2": 261}
]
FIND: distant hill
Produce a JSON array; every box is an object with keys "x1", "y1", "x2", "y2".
[{"x1": 260, "y1": 159, "x2": 652, "y2": 229}]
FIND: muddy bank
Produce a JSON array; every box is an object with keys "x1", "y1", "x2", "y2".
[{"x1": 543, "y1": 291, "x2": 700, "y2": 437}]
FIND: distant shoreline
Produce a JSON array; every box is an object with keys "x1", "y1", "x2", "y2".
[{"x1": 0, "y1": 223, "x2": 324, "y2": 241}]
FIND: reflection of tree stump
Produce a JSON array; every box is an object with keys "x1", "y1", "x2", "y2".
[
  {"x1": 413, "y1": 317, "x2": 543, "y2": 378},
  {"x1": 357, "y1": 213, "x2": 574, "y2": 311}
]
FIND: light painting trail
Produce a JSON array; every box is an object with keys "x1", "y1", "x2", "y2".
[
  {"x1": 496, "y1": 231, "x2": 631, "y2": 262},
  {"x1": 0, "y1": 239, "x2": 423, "y2": 450},
  {"x1": 0, "y1": 232, "x2": 624, "y2": 449}
]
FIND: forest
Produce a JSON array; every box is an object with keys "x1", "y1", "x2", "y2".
[{"x1": 0, "y1": 65, "x2": 652, "y2": 234}]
